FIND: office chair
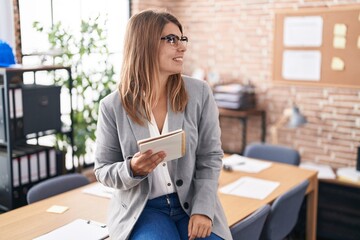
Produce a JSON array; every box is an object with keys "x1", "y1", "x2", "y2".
[
  {"x1": 260, "y1": 180, "x2": 309, "y2": 240},
  {"x1": 230, "y1": 204, "x2": 271, "y2": 240},
  {"x1": 244, "y1": 143, "x2": 300, "y2": 166},
  {"x1": 27, "y1": 173, "x2": 90, "y2": 204}
]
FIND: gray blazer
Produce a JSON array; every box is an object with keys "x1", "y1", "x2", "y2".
[{"x1": 94, "y1": 76, "x2": 233, "y2": 240}]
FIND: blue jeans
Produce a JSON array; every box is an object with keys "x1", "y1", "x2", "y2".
[{"x1": 129, "y1": 193, "x2": 222, "y2": 240}]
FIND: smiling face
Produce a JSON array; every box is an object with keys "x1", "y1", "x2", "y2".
[{"x1": 158, "y1": 22, "x2": 187, "y2": 81}]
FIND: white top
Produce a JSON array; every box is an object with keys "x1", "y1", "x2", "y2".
[{"x1": 148, "y1": 112, "x2": 176, "y2": 199}]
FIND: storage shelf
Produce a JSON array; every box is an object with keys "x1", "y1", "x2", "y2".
[{"x1": 0, "y1": 65, "x2": 73, "y2": 211}]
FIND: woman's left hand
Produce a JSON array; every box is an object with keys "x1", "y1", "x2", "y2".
[{"x1": 188, "y1": 214, "x2": 212, "y2": 240}]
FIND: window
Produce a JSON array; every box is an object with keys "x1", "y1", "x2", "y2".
[
  {"x1": 18, "y1": 0, "x2": 130, "y2": 169},
  {"x1": 19, "y1": 0, "x2": 129, "y2": 69}
]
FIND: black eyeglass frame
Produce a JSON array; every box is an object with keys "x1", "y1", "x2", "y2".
[{"x1": 160, "y1": 34, "x2": 188, "y2": 47}]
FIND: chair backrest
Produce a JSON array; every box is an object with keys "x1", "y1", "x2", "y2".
[
  {"x1": 231, "y1": 204, "x2": 271, "y2": 240},
  {"x1": 260, "y1": 180, "x2": 309, "y2": 240},
  {"x1": 244, "y1": 143, "x2": 300, "y2": 166},
  {"x1": 27, "y1": 173, "x2": 89, "y2": 204}
]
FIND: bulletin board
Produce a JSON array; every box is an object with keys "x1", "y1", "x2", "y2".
[{"x1": 273, "y1": 5, "x2": 360, "y2": 88}]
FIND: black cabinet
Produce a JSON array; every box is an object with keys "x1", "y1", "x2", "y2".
[
  {"x1": 0, "y1": 65, "x2": 73, "y2": 211},
  {"x1": 317, "y1": 179, "x2": 360, "y2": 240},
  {"x1": 295, "y1": 179, "x2": 360, "y2": 240}
]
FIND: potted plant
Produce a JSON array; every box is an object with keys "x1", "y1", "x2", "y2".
[{"x1": 33, "y1": 15, "x2": 117, "y2": 171}]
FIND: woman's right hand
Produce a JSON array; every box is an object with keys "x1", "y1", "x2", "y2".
[{"x1": 130, "y1": 150, "x2": 166, "y2": 177}]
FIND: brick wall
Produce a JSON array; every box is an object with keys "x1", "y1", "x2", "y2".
[
  {"x1": 12, "y1": 0, "x2": 22, "y2": 63},
  {"x1": 138, "y1": 0, "x2": 360, "y2": 168}
]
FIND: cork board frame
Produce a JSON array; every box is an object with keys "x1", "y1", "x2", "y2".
[{"x1": 273, "y1": 5, "x2": 360, "y2": 88}]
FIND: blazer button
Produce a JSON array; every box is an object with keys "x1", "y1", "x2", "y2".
[
  {"x1": 184, "y1": 202, "x2": 189, "y2": 209},
  {"x1": 176, "y1": 179, "x2": 183, "y2": 186}
]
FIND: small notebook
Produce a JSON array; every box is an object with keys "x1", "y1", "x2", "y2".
[
  {"x1": 33, "y1": 219, "x2": 108, "y2": 240},
  {"x1": 137, "y1": 129, "x2": 186, "y2": 162}
]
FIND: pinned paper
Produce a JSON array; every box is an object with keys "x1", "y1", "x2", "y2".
[
  {"x1": 282, "y1": 50, "x2": 321, "y2": 81},
  {"x1": 333, "y1": 23, "x2": 347, "y2": 36},
  {"x1": 46, "y1": 205, "x2": 69, "y2": 214},
  {"x1": 333, "y1": 36, "x2": 346, "y2": 49},
  {"x1": 283, "y1": 16, "x2": 323, "y2": 47},
  {"x1": 331, "y1": 57, "x2": 345, "y2": 71}
]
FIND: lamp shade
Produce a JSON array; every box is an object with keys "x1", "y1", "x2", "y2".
[{"x1": 287, "y1": 106, "x2": 307, "y2": 128}]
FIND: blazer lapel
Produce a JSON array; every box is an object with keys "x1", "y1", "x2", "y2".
[
  {"x1": 167, "y1": 102, "x2": 184, "y2": 132},
  {"x1": 167, "y1": 101, "x2": 185, "y2": 180},
  {"x1": 126, "y1": 114, "x2": 150, "y2": 144}
]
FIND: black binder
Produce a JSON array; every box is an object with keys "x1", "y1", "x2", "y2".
[{"x1": 22, "y1": 85, "x2": 61, "y2": 135}]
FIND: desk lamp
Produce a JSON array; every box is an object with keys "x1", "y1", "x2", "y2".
[{"x1": 270, "y1": 105, "x2": 307, "y2": 144}]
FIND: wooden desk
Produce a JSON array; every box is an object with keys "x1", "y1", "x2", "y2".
[
  {"x1": 218, "y1": 108, "x2": 266, "y2": 154},
  {"x1": 219, "y1": 161, "x2": 318, "y2": 240},
  {"x1": 0, "y1": 183, "x2": 109, "y2": 239},
  {"x1": 0, "y1": 162, "x2": 317, "y2": 240}
]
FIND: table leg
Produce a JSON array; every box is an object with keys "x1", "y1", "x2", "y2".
[
  {"x1": 240, "y1": 118, "x2": 247, "y2": 154},
  {"x1": 261, "y1": 111, "x2": 266, "y2": 142},
  {"x1": 306, "y1": 176, "x2": 318, "y2": 240}
]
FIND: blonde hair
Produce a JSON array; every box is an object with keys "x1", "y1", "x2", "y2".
[{"x1": 119, "y1": 9, "x2": 188, "y2": 125}]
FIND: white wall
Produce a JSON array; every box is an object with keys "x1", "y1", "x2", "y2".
[{"x1": 0, "y1": 0, "x2": 15, "y2": 49}]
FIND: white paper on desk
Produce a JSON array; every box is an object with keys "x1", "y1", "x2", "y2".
[
  {"x1": 223, "y1": 154, "x2": 272, "y2": 173},
  {"x1": 300, "y1": 162, "x2": 336, "y2": 179},
  {"x1": 82, "y1": 182, "x2": 115, "y2": 199},
  {"x1": 220, "y1": 177, "x2": 280, "y2": 200},
  {"x1": 33, "y1": 219, "x2": 109, "y2": 240}
]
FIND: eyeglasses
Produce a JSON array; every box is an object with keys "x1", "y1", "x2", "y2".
[{"x1": 160, "y1": 34, "x2": 188, "y2": 48}]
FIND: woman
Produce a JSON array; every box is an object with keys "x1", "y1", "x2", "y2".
[{"x1": 94, "y1": 9, "x2": 232, "y2": 240}]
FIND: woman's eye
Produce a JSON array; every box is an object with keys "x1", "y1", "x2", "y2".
[{"x1": 168, "y1": 37, "x2": 176, "y2": 43}]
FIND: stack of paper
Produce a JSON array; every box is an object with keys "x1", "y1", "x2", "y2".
[
  {"x1": 336, "y1": 167, "x2": 360, "y2": 183},
  {"x1": 219, "y1": 177, "x2": 280, "y2": 200},
  {"x1": 222, "y1": 154, "x2": 272, "y2": 173},
  {"x1": 299, "y1": 162, "x2": 336, "y2": 179}
]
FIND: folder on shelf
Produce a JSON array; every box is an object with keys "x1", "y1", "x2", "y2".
[
  {"x1": 14, "y1": 88, "x2": 23, "y2": 118},
  {"x1": 9, "y1": 149, "x2": 26, "y2": 187},
  {"x1": 20, "y1": 154, "x2": 29, "y2": 184},
  {"x1": 8, "y1": 86, "x2": 23, "y2": 119},
  {"x1": 33, "y1": 219, "x2": 109, "y2": 240},
  {"x1": 49, "y1": 149, "x2": 56, "y2": 176},
  {"x1": 0, "y1": 85, "x2": 25, "y2": 142},
  {"x1": 11, "y1": 145, "x2": 58, "y2": 186},
  {"x1": 30, "y1": 153, "x2": 38, "y2": 182},
  {"x1": 16, "y1": 145, "x2": 41, "y2": 183},
  {"x1": 39, "y1": 151, "x2": 47, "y2": 179},
  {"x1": 12, "y1": 158, "x2": 19, "y2": 187}
]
